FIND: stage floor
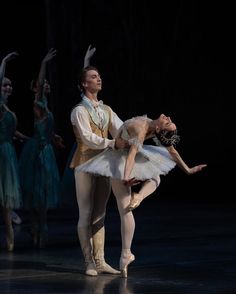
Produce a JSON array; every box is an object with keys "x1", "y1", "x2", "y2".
[{"x1": 0, "y1": 201, "x2": 236, "y2": 293}]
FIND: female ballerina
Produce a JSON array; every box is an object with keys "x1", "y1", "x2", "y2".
[
  {"x1": 76, "y1": 113, "x2": 207, "y2": 277},
  {"x1": 19, "y1": 48, "x2": 64, "y2": 248},
  {"x1": 0, "y1": 51, "x2": 22, "y2": 251}
]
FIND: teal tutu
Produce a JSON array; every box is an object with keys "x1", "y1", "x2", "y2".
[
  {"x1": 19, "y1": 138, "x2": 60, "y2": 210},
  {"x1": 0, "y1": 142, "x2": 22, "y2": 209}
]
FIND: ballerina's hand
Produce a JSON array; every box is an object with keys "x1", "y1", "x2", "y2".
[
  {"x1": 42, "y1": 48, "x2": 57, "y2": 63},
  {"x1": 188, "y1": 164, "x2": 207, "y2": 175},
  {"x1": 123, "y1": 178, "x2": 141, "y2": 187},
  {"x1": 3, "y1": 51, "x2": 19, "y2": 62}
]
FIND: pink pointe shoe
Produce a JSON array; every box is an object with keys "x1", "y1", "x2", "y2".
[
  {"x1": 120, "y1": 253, "x2": 135, "y2": 278},
  {"x1": 128, "y1": 193, "x2": 143, "y2": 211}
]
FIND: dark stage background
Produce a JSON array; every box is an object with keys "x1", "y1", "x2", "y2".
[{"x1": 1, "y1": 0, "x2": 234, "y2": 204}]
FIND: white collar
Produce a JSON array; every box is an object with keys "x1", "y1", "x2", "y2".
[{"x1": 83, "y1": 95, "x2": 103, "y2": 108}]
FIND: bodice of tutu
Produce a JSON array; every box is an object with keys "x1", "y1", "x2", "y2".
[
  {"x1": 118, "y1": 116, "x2": 151, "y2": 151},
  {"x1": 33, "y1": 112, "x2": 54, "y2": 146},
  {"x1": 0, "y1": 111, "x2": 17, "y2": 143}
]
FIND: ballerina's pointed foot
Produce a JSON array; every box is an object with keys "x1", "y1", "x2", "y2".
[
  {"x1": 120, "y1": 254, "x2": 135, "y2": 278},
  {"x1": 6, "y1": 226, "x2": 14, "y2": 252},
  {"x1": 128, "y1": 193, "x2": 143, "y2": 211},
  {"x1": 7, "y1": 242, "x2": 14, "y2": 252}
]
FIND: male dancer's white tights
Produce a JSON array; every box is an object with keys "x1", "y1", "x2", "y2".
[{"x1": 74, "y1": 171, "x2": 110, "y2": 231}]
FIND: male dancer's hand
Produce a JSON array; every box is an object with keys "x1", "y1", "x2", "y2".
[{"x1": 115, "y1": 137, "x2": 129, "y2": 149}]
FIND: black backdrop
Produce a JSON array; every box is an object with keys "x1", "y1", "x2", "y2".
[{"x1": 1, "y1": 0, "x2": 235, "y2": 203}]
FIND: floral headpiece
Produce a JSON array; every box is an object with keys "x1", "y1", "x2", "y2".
[{"x1": 154, "y1": 129, "x2": 180, "y2": 147}]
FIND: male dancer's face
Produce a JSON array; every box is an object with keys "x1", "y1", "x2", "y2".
[{"x1": 83, "y1": 70, "x2": 102, "y2": 94}]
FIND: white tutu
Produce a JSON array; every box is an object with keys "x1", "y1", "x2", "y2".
[{"x1": 75, "y1": 144, "x2": 176, "y2": 181}]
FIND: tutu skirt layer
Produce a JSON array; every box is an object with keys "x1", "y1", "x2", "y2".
[{"x1": 75, "y1": 145, "x2": 176, "y2": 181}]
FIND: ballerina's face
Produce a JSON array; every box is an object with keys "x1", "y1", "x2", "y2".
[
  {"x1": 1, "y1": 78, "x2": 13, "y2": 97},
  {"x1": 31, "y1": 79, "x2": 51, "y2": 95},
  {"x1": 156, "y1": 114, "x2": 176, "y2": 132},
  {"x1": 43, "y1": 79, "x2": 51, "y2": 94}
]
